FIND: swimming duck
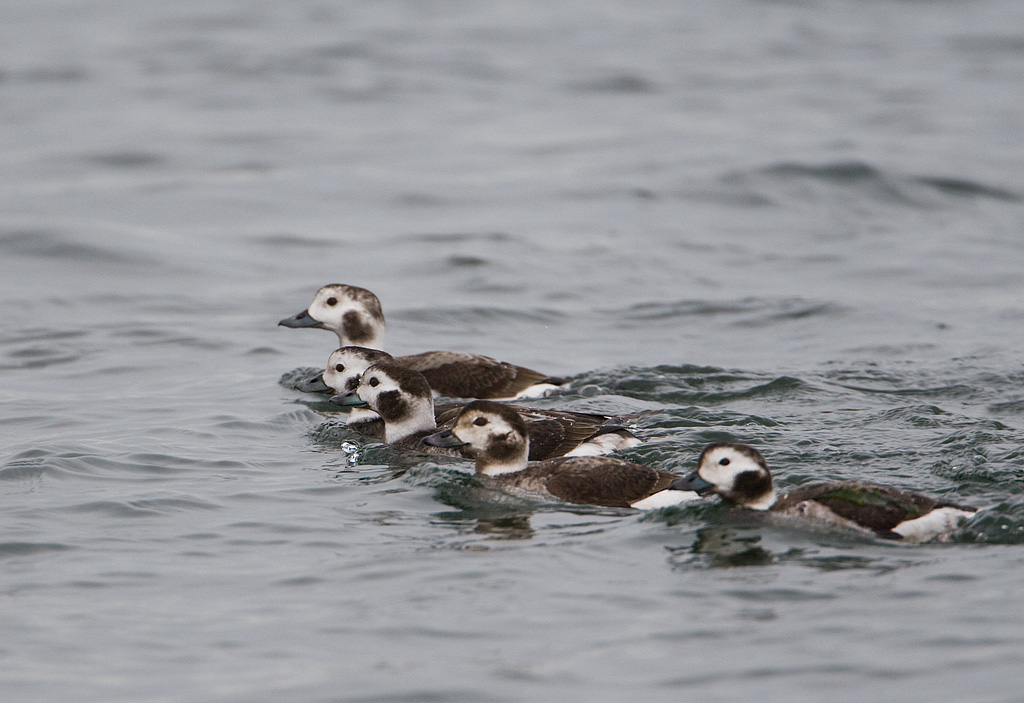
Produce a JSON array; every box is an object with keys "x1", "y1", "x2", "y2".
[
  {"x1": 670, "y1": 443, "x2": 978, "y2": 542},
  {"x1": 279, "y1": 284, "x2": 568, "y2": 399},
  {"x1": 421, "y1": 400, "x2": 699, "y2": 510},
  {"x1": 331, "y1": 362, "x2": 640, "y2": 460}
]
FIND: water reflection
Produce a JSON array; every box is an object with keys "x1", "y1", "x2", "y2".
[
  {"x1": 466, "y1": 514, "x2": 535, "y2": 540},
  {"x1": 433, "y1": 509, "x2": 536, "y2": 541},
  {"x1": 670, "y1": 525, "x2": 776, "y2": 569},
  {"x1": 669, "y1": 524, "x2": 922, "y2": 573}
]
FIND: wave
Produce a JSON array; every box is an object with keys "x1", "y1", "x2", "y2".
[
  {"x1": 610, "y1": 298, "x2": 845, "y2": 327},
  {"x1": 0, "y1": 228, "x2": 152, "y2": 265},
  {"x1": 564, "y1": 73, "x2": 658, "y2": 94},
  {"x1": 389, "y1": 305, "x2": 566, "y2": 326},
  {"x1": 0, "y1": 542, "x2": 75, "y2": 559},
  {"x1": 391, "y1": 231, "x2": 522, "y2": 245},
  {"x1": 714, "y1": 160, "x2": 1021, "y2": 208}
]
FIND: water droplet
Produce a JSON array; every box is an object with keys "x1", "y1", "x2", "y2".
[{"x1": 340, "y1": 441, "x2": 361, "y2": 464}]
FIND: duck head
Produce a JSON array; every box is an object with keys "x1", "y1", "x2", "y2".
[
  {"x1": 671, "y1": 443, "x2": 776, "y2": 510},
  {"x1": 423, "y1": 400, "x2": 529, "y2": 475},
  {"x1": 279, "y1": 284, "x2": 386, "y2": 347}
]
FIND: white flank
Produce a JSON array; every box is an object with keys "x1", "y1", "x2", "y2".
[
  {"x1": 563, "y1": 433, "x2": 642, "y2": 458},
  {"x1": 891, "y1": 507, "x2": 977, "y2": 542},
  {"x1": 630, "y1": 489, "x2": 701, "y2": 511},
  {"x1": 512, "y1": 383, "x2": 562, "y2": 400}
]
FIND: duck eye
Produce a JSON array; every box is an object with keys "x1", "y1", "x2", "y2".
[
  {"x1": 718, "y1": 457, "x2": 731, "y2": 466},
  {"x1": 368, "y1": 377, "x2": 379, "y2": 387},
  {"x1": 326, "y1": 297, "x2": 338, "y2": 306},
  {"x1": 473, "y1": 417, "x2": 488, "y2": 426},
  {"x1": 334, "y1": 363, "x2": 344, "y2": 372}
]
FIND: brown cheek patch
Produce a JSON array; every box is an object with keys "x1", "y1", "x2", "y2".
[
  {"x1": 342, "y1": 311, "x2": 373, "y2": 344},
  {"x1": 486, "y1": 432, "x2": 524, "y2": 463},
  {"x1": 374, "y1": 390, "x2": 408, "y2": 423},
  {"x1": 730, "y1": 470, "x2": 773, "y2": 502}
]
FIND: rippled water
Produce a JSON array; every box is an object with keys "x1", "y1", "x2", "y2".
[{"x1": 3, "y1": 1, "x2": 1024, "y2": 701}]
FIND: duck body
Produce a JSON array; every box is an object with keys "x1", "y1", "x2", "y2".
[
  {"x1": 422, "y1": 400, "x2": 698, "y2": 510},
  {"x1": 279, "y1": 284, "x2": 568, "y2": 399},
  {"x1": 771, "y1": 482, "x2": 977, "y2": 541},
  {"x1": 396, "y1": 350, "x2": 565, "y2": 400},
  {"x1": 671, "y1": 443, "x2": 977, "y2": 542},
  {"x1": 488, "y1": 455, "x2": 684, "y2": 509}
]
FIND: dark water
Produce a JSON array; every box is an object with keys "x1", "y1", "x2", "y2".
[{"x1": 2, "y1": 1, "x2": 1024, "y2": 701}]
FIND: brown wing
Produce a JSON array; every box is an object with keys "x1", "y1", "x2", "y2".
[
  {"x1": 518, "y1": 418, "x2": 588, "y2": 460},
  {"x1": 396, "y1": 351, "x2": 559, "y2": 399},
  {"x1": 508, "y1": 406, "x2": 636, "y2": 459},
  {"x1": 536, "y1": 457, "x2": 677, "y2": 508}
]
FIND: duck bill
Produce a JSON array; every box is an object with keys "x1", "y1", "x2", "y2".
[
  {"x1": 294, "y1": 373, "x2": 332, "y2": 394},
  {"x1": 668, "y1": 471, "x2": 716, "y2": 495},
  {"x1": 278, "y1": 309, "x2": 324, "y2": 329},
  {"x1": 422, "y1": 429, "x2": 468, "y2": 449},
  {"x1": 330, "y1": 391, "x2": 368, "y2": 408}
]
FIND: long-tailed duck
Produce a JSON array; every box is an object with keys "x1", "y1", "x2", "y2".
[
  {"x1": 330, "y1": 361, "x2": 640, "y2": 460},
  {"x1": 421, "y1": 400, "x2": 699, "y2": 510},
  {"x1": 279, "y1": 283, "x2": 568, "y2": 399},
  {"x1": 671, "y1": 443, "x2": 978, "y2": 542}
]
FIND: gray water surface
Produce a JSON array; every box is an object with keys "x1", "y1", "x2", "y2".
[{"x1": 2, "y1": 1, "x2": 1024, "y2": 701}]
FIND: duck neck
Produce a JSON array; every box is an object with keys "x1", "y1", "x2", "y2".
[
  {"x1": 725, "y1": 468, "x2": 777, "y2": 511},
  {"x1": 333, "y1": 316, "x2": 385, "y2": 350},
  {"x1": 476, "y1": 438, "x2": 530, "y2": 476},
  {"x1": 345, "y1": 408, "x2": 381, "y2": 426},
  {"x1": 382, "y1": 398, "x2": 436, "y2": 443},
  {"x1": 741, "y1": 489, "x2": 777, "y2": 511}
]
